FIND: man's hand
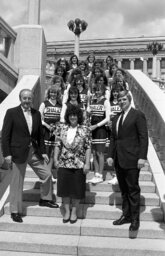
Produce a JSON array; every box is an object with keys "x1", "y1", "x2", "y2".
[
  {"x1": 137, "y1": 159, "x2": 146, "y2": 170},
  {"x1": 107, "y1": 157, "x2": 114, "y2": 167},
  {"x1": 4, "y1": 155, "x2": 12, "y2": 169},
  {"x1": 42, "y1": 154, "x2": 49, "y2": 164},
  {"x1": 83, "y1": 163, "x2": 90, "y2": 174}
]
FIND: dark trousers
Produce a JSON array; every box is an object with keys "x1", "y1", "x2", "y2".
[{"x1": 116, "y1": 163, "x2": 140, "y2": 221}]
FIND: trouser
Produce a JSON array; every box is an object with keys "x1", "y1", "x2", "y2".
[
  {"x1": 116, "y1": 163, "x2": 140, "y2": 221},
  {"x1": 10, "y1": 146, "x2": 53, "y2": 214}
]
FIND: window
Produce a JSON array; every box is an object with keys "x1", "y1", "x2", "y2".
[
  {"x1": 147, "y1": 58, "x2": 152, "y2": 69},
  {"x1": 161, "y1": 58, "x2": 165, "y2": 69},
  {"x1": 122, "y1": 59, "x2": 130, "y2": 69},
  {"x1": 134, "y1": 59, "x2": 143, "y2": 70}
]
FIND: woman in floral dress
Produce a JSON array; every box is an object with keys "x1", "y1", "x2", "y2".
[{"x1": 54, "y1": 105, "x2": 91, "y2": 223}]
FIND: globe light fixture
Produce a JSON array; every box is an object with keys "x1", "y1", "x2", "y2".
[
  {"x1": 147, "y1": 41, "x2": 163, "y2": 79},
  {"x1": 147, "y1": 41, "x2": 163, "y2": 56},
  {"x1": 67, "y1": 18, "x2": 88, "y2": 58}
]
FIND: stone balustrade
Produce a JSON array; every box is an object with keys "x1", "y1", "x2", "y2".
[
  {"x1": 127, "y1": 70, "x2": 165, "y2": 218},
  {"x1": 127, "y1": 70, "x2": 165, "y2": 169},
  {"x1": 0, "y1": 17, "x2": 17, "y2": 64},
  {"x1": 0, "y1": 17, "x2": 18, "y2": 101}
]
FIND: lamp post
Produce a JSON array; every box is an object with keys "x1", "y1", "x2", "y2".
[
  {"x1": 67, "y1": 18, "x2": 88, "y2": 58},
  {"x1": 147, "y1": 41, "x2": 163, "y2": 78}
]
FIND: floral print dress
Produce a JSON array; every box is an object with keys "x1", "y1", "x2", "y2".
[{"x1": 55, "y1": 124, "x2": 91, "y2": 169}]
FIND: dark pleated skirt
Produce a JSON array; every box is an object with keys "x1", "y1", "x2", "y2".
[
  {"x1": 57, "y1": 168, "x2": 86, "y2": 199},
  {"x1": 92, "y1": 126, "x2": 107, "y2": 152}
]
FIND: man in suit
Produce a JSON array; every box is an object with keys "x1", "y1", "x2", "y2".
[
  {"x1": 107, "y1": 90, "x2": 148, "y2": 231},
  {"x1": 1, "y1": 89, "x2": 59, "y2": 223}
]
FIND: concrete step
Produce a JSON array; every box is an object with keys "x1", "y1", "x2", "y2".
[
  {"x1": 25, "y1": 169, "x2": 153, "y2": 181},
  {"x1": 78, "y1": 236, "x2": 165, "y2": 256},
  {"x1": 0, "y1": 252, "x2": 73, "y2": 256},
  {"x1": 0, "y1": 231, "x2": 165, "y2": 256},
  {"x1": 81, "y1": 219, "x2": 165, "y2": 240},
  {"x1": 84, "y1": 204, "x2": 164, "y2": 222},
  {"x1": 84, "y1": 190, "x2": 159, "y2": 206},
  {"x1": 0, "y1": 215, "x2": 81, "y2": 235},
  {"x1": 24, "y1": 177, "x2": 156, "y2": 193},
  {"x1": 0, "y1": 215, "x2": 165, "y2": 240},
  {"x1": 0, "y1": 231, "x2": 78, "y2": 255},
  {"x1": 22, "y1": 188, "x2": 160, "y2": 206},
  {"x1": 4, "y1": 202, "x2": 164, "y2": 222}
]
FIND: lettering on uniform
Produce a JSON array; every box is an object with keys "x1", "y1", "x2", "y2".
[
  {"x1": 80, "y1": 94, "x2": 87, "y2": 101},
  {"x1": 44, "y1": 107, "x2": 61, "y2": 114},
  {"x1": 90, "y1": 105, "x2": 105, "y2": 111},
  {"x1": 111, "y1": 105, "x2": 121, "y2": 112}
]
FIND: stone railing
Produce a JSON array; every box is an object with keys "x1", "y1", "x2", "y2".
[
  {"x1": 152, "y1": 78, "x2": 165, "y2": 92},
  {"x1": 127, "y1": 70, "x2": 165, "y2": 171},
  {"x1": 0, "y1": 16, "x2": 17, "y2": 64},
  {"x1": 0, "y1": 53, "x2": 18, "y2": 97},
  {"x1": 127, "y1": 70, "x2": 165, "y2": 218},
  {"x1": 0, "y1": 17, "x2": 18, "y2": 100}
]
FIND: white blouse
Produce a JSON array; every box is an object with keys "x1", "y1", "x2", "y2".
[{"x1": 66, "y1": 126, "x2": 77, "y2": 144}]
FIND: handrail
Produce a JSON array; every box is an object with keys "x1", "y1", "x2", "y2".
[
  {"x1": 0, "y1": 17, "x2": 17, "y2": 40},
  {"x1": 127, "y1": 70, "x2": 165, "y2": 169},
  {"x1": 127, "y1": 70, "x2": 165, "y2": 219},
  {"x1": 0, "y1": 53, "x2": 18, "y2": 89}
]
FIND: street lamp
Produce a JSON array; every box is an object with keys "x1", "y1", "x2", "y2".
[
  {"x1": 147, "y1": 41, "x2": 163, "y2": 56},
  {"x1": 147, "y1": 41, "x2": 163, "y2": 78},
  {"x1": 67, "y1": 18, "x2": 88, "y2": 58}
]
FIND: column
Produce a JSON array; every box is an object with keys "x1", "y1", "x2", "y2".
[
  {"x1": 129, "y1": 58, "x2": 135, "y2": 69},
  {"x1": 117, "y1": 59, "x2": 122, "y2": 68},
  {"x1": 152, "y1": 55, "x2": 157, "y2": 78},
  {"x1": 28, "y1": 0, "x2": 40, "y2": 25},
  {"x1": 157, "y1": 57, "x2": 161, "y2": 79},
  {"x1": 143, "y1": 58, "x2": 148, "y2": 75}
]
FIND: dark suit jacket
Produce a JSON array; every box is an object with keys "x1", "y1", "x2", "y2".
[
  {"x1": 109, "y1": 107, "x2": 148, "y2": 169},
  {"x1": 1, "y1": 105, "x2": 45, "y2": 164}
]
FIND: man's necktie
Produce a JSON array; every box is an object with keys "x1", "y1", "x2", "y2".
[
  {"x1": 24, "y1": 109, "x2": 32, "y2": 134},
  {"x1": 118, "y1": 112, "x2": 124, "y2": 136}
]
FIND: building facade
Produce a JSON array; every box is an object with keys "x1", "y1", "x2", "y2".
[{"x1": 46, "y1": 36, "x2": 165, "y2": 82}]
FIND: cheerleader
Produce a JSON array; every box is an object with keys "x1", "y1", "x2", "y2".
[
  {"x1": 60, "y1": 86, "x2": 84, "y2": 123},
  {"x1": 86, "y1": 52, "x2": 95, "y2": 72},
  {"x1": 69, "y1": 54, "x2": 79, "y2": 70},
  {"x1": 72, "y1": 75, "x2": 89, "y2": 109},
  {"x1": 88, "y1": 83, "x2": 111, "y2": 184},
  {"x1": 51, "y1": 75, "x2": 65, "y2": 103},
  {"x1": 107, "y1": 86, "x2": 122, "y2": 185},
  {"x1": 39, "y1": 85, "x2": 62, "y2": 178}
]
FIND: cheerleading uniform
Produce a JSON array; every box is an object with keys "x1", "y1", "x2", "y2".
[
  {"x1": 79, "y1": 88, "x2": 88, "y2": 110},
  {"x1": 39, "y1": 100, "x2": 62, "y2": 157},
  {"x1": 106, "y1": 100, "x2": 122, "y2": 147},
  {"x1": 90, "y1": 96, "x2": 110, "y2": 152}
]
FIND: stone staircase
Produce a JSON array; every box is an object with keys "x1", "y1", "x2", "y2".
[{"x1": 0, "y1": 165, "x2": 165, "y2": 255}]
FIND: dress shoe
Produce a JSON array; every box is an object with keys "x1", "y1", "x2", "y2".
[
  {"x1": 39, "y1": 199, "x2": 59, "y2": 208},
  {"x1": 11, "y1": 213, "x2": 23, "y2": 223},
  {"x1": 63, "y1": 218, "x2": 70, "y2": 223},
  {"x1": 70, "y1": 218, "x2": 77, "y2": 224},
  {"x1": 113, "y1": 215, "x2": 131, "y2": 225},
  {"x1": 129, "y1": 220, "x2": 140, "y2": 231}
]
